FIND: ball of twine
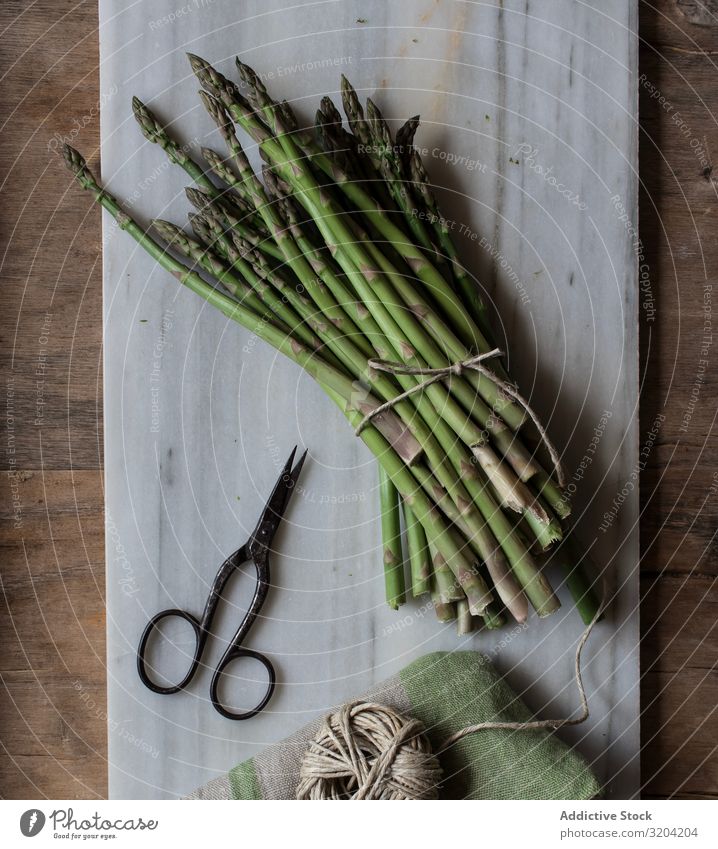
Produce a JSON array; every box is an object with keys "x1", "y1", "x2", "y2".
[{"x1": 296, "y1": 701, "x2": 442, "y2": 800}]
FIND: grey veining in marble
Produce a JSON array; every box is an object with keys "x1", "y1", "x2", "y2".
[{"x1": 99, "y1": 0, "x2": 640, "y2": 799}]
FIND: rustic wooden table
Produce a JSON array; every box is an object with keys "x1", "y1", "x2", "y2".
[{"x1": 1, "y1": 0, "x2": 716, "y2": 799}]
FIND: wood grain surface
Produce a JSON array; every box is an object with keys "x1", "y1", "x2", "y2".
[{"x1": 1, "y1": 0, "x2": 716, "y2": 799}]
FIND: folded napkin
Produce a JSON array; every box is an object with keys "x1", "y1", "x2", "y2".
[{"x1": 187, "y1": 651, "x2": 600, "y2": 800}]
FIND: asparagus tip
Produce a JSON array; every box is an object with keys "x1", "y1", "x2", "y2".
[
  {"x1": 61, "y1": 143, "x2": 83, "y2": 172},
  {"x1": 340, "y1": 75, "x2": 363, "y2": 126},
  {"x1": 187, "y1": 52, "x2": 223, "y2": 94},
  {"x1": 200, "y1": 146, "x2": 222, "y2": 170},
  {"x1": 196, "y1": 88, "x2": 212, "y2": 107},
  {"x1": 319, "y1": 95, "x2": 341, "y2": 124},
  {"x1": 396, "y1": 115, "x2": 420, "y2": 151},
  {"x1": 62, "y1": 144, "x2": 94, "y2": 187},
  {"x1": 199, "y1": 91, "x2": 242, "y2": 148},
  {"x1": 188, "y1": 212, "x2": 210, "y2": 243},
  {"x1": 131, "y1": 95, "x2": 163, "y2": 143},
  {"x1": 186, "y1": 52, "x2": 206, "y2": 74},
  {"x1": 151, "y1": 219, "x2": 181, "y2": 242},
  {"x1": 185, "y1": 185, "x2": 213, "y2": 211},
  {"x1": 235, "y1": 57, "x2": 254, "y2": 84}
]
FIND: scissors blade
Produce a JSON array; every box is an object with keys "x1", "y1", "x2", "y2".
[{"x1": 249, "y1": 446, "x2": 307, "y2": 552}]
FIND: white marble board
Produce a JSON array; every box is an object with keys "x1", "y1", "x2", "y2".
[{"x1": 99, "y1": 0, "x2": 640, "y2": 799}]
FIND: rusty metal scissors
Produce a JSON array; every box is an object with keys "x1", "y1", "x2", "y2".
[{"x1": 137, "y1": 446, "x2": 307, "y2": 720}]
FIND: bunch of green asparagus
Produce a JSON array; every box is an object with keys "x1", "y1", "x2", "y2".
[{"x1": 63, "y1": 54, "x2": 601, "y2": 633}]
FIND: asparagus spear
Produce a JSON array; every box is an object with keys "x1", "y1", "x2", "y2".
[
  {"x1": 547, "y1": 534, "x2": 604, "y2": 625},
  {"x1": 432, "y1": 596, "x2": 457, "y2": 623},
  {"x1": 402, "y1": 501, "x2": 432, "y2": 597},
  {"x1": 132, "y1": 96, "x2": 218, "y2": 195},
  {"x1": 428, "y1": 541, "x2": 463, "y2": 604},
  {"x1": 378, "y1": 465, "x2": 406, "y2": 610},
  {"x1": 456, "y1": 599, "x2": 476, "y2": 636}
]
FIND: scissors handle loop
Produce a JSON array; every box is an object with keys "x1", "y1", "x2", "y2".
[
  {"x1": 210, "y1": 647, "x2": 276, "y2": 721},
  {"x1": 136, "y1": 608, "x2": 204, "y2": 695}
]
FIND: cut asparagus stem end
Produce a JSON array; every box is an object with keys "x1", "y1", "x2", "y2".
[
  {"x1": 481, "y1": 604, "x2": 506, "y2": 630},
  {"x1": 432, "y1": 595, "x2": 457, "y2": 622},
  {"x1": 472, "y1": 443, "x2": 550, "y2": 523},
  {"x1": 534, "y1": 470, "x2": 572, "y2": 520},
  {"x1": 484, "y1": 552, "x2": 529, "y2": 623},
  {"x1": 523, "y1": 506, "x2": 564, "y2": 550},
  {"x1": 456, "y1": 599, "x2": 476, "y2": 635}
]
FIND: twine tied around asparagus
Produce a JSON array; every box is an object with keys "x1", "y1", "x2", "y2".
[
  {"x1": 354, "y1": 348, "x2": 566, "y2": 489},
  {"x1": 297, "y1": 582, "x2": 605, "y2": 800}
]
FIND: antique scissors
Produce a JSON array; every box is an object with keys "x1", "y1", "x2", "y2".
[{"x1": 137, "y1": 446, "x2": 307, "y2": 720}]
